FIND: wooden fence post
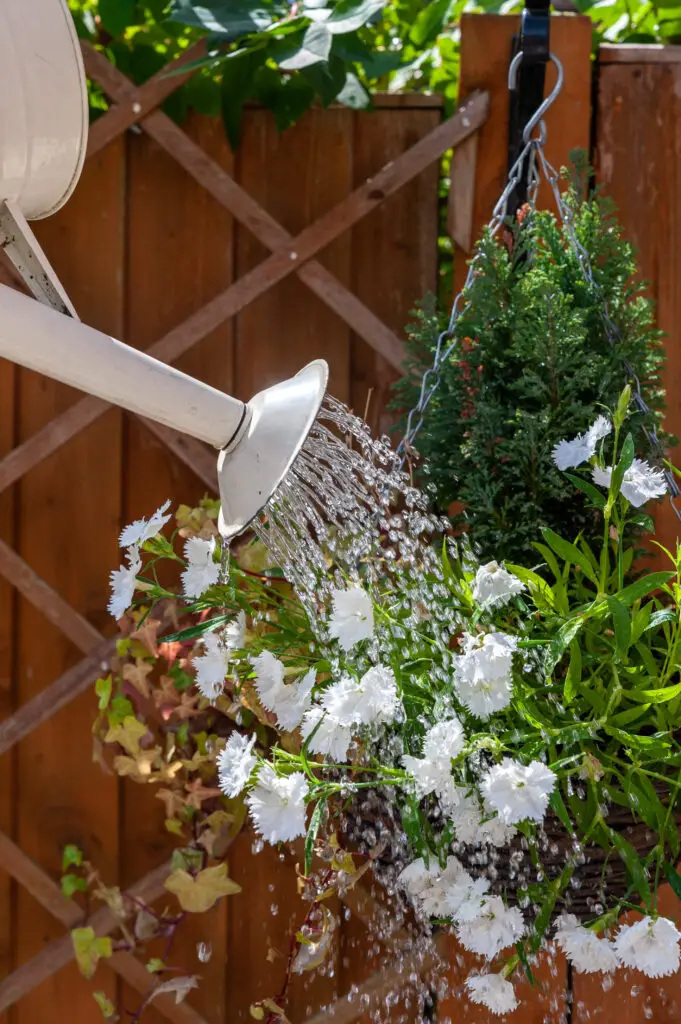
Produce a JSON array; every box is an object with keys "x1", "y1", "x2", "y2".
[{"x1": 451, "y1": 12, "x2": 593, "y2": 292}]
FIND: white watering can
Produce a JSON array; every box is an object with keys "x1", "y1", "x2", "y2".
[{"x1": 0, "y1": 0, "x2": 328, "y2": 539}]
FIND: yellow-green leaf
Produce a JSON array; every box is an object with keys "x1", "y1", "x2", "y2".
[
  {"x1": 104, "y1": 715, "x2": 148, "y2": 756},
  {"x1": 164, "y1": 863, "x2": 241, "y2": 913},
  {"x1": 72, "y1": 927, "x2": 113, "y2": 980}
]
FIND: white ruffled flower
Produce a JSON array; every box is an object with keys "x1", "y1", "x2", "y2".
[
  {"x1": 402, "y1": 717, "x2": 466, "y2": 801},
  {"x1": 592, "y1": 458, "x2": 667, "y2": 507},
  {"x1": 442, "y1": 872, "x2": 491, "y2": 923},
  {"x1": 398, "y1": 856, "x2": 489, "y2": 924},
  {"x1": 457, "y1": 895, "x2": 525, "y2": 958},
  {"x1": 119, "y1": 499, "x2": 172, "y2": 548},
  {"x1": 614, "y1": 916, "x2": 681, "y2": 978},
  {"x1": 454, "y1": 632, "x2": 517, "y2": 719},
  {"x1": 481, "y1": 758, "x2": 556, "y2": 825},
  {"x1": 300, "y1": 706, "x2": 354, "y2": 762},
  {"x1": 194, "y1": 631, "x2": 230, "y2": 700},
  {"x1": 328, "y1": 585, "x2": 374, "y2": 649},
  {"x1": 225, "y1": 609, "x2": 247, "y2": 650},
  {"x1": 253, "y1": 651, "x2": 315, "y2": 731},
  {"x1": 554, "y1": 914, "x2": 618, "y2": 974},
  {"x1": 217, "y1": 733, "x2": 257, "y2": 798},
  {"x1": 181, "y1": 536, "x2": 220, "y2": 598},
  {"x1": 246, "y1": 764, "x2": 308, "y2": 844},
  {"x1": 466, "y1": 974, "x2": 518, "y2": 1016},
  {"x1": 448, "y1": 793, "x2": 516, "y2": 847},
  {"x1": 322, "y1": 666, "x2": 400, "y2": 728},
  {"x1": 108, "y1": 546, "x2": 142, "y2": 620},
  {"x1": 472, "y1": 561, "x2": 525, "y2": 609},
  {"x1": 552, "y1": 415, "x2": 612, "y2": 471}
]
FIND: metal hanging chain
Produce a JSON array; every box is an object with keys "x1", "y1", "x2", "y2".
[{"x1": 398, "y1": 51, "x2": 681, "y2": 524}]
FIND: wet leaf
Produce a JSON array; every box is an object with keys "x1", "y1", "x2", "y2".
[{"x1": 165, "y1": 863, "x2": 241, "y2": 913}]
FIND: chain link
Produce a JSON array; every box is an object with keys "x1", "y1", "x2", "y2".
[{"x1": 398, "y1": 51, "x2": 681, "y2": 523}]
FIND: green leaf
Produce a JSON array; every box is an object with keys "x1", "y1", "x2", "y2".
[
  {"x1": 168, "y1": 1, "x2": 273, "y2": 38},
  {"x1": 610, "y1": 703, "x2": 651, "y2": 727},
  {"x1": 546, "y1": 618, "x2": 584, "y2": 675},
  {"x1": 220, "y1": 49, "x2": 265, "y2": 150},
  {"x1": 409, "y1": 0, "x2": 450, "y2": 46},
  {"x1": 336, "y1": 71, "x2": 371, "y2": 109},
  {"x1": 61, "y1": 873, "x2": 88, "y2": 898},
  {"x1": 564, "y1": 473, "x2": 606, "y2": 509},
  {"x1": 611, "y1": 433, "x2": 636, "y2": 497},
  {"x1": 301, "y1": 55, "x2": 347, "y2": 106},
  {"x1": 549, "y1": 789, "x2": 573, "y2": 833},
  {"x1": 326, "y1": 0, "x2": 385, "y2": 34},
  {"x1": 279, "y1": 22, "x2": 332, "y2": 70},
  {"x1": 146, "y1": 957, "x2": 166, "y2": 973},
  {"x1": 607, "y1": 596, "x2": 631, "y2": 658},
  {"x1": 506, "y1": 563, "x2": 555, "y2": 610},
  {"x1": 72, "y1": 928, "x2": 113, "y2": 980},
  {"x1": 304, "y1": 797, "x2": 327, "y2": 876},
  {"x1": 604, "y1": 725, "x2": 671, "y2": 755},
  {"x1": 401, "y1": 795, "x2": 427, "y2": 859},
  {"x1": 647, "y1": 608, "x2": 678, "y2": 631},
  {"x1": 563, "y1": 641, "x2": 582, "y2": 705},
  {"x1": 93, "y1": 990, "x2": 117, "y2": 1021},
  {"x1": 617, "y1": 572, "x2": 675, "y2": 605},
  {"x1": 62, "y1": 844, "x2": 84, "y2": 871},
  {"x1": 541, "y1": 528, "x2": 598, "y2": 585},
  {"x1": 99, "y1": 0, "x2": 138, "y2": 36},
  {"x1": 163, "y1": 613, "x2": 236, "y2": 643},
  {"x1": 272, "y1": 76, "x2": 316, "y2": 130},
  {"x1": 628, "y1": 681, "x2": 681, "y2": 704},
  {"x1": 95, "y1": 675, "x2": 113, "y2": 712}
]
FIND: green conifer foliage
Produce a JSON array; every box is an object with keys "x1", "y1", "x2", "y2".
[{"x1": 393, "y1": 188, "x2": 666, "y2": 564}]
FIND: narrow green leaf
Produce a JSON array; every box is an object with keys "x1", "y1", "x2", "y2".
[
  {"x1": 506, "y1": 563, "x2": 555, "y2": 610},
  {"x1": 546, "y1": 618, "x2": 584, "y2": 674},
  {"x1": 609, "y1": 828, "x2": 651, "y2": 906},
  {"x1": 607, "y1": 596, "x2": 631, "y2": 658},
  {"x1": 549, "y1": 789, "x2": 573, "y2": 833},
  {"x1": 563, "y1": 641, "x2": 582, "y2": 705},
  {"x1": 304, "y1": 797, "x2": 327, "y2": 876},
  {"x1": 610, "y1": 703, "x2": 651, "y2": 727},
  {"x1": 163, "y1": 613, "x2": 236, "y2": 643},
  {"x1": 628, "y1": 681, "x2": 681, "y2": 703},
  {"x1": 612, "y1": 433, "x2": 636, "y2": 497},
  {"x1": 564, "y1": 473, "x2": 606, "y2": 509},
  {"x1": 541, "y1": 528, "x2": 598, "y2": 585},
  {"x1": 617, "y1": 572, "x2": 675, "y2": 605},
  {"x1": 647, "y1": 608, "x2": 678, "y2": 631},
  {"x1": 664, "y1": 862, "x2": 681, "y2": 901}
]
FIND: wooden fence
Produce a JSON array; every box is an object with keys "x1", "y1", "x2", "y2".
[{"x1": 0, "y1": 15, "x2": 680, "y2": 1024}]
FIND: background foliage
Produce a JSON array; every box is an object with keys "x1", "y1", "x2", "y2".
[{"x1": 69, "y1": 0, "x2": 681, "y2": 149}]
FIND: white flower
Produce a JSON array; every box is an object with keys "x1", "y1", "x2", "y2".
[
  {"x1": 225, "y1": 609, "x2": 247, "y2": 650},
  {"x1": 454, "y1": 632, "x2": 517, "y2": 719},
  {"x1": 253, "y1": 652, "x2": 315, "y2": 732},
  {"x1": 402, "y1": 717, "x2": 466, "y2": 801},
  {"x1": 472, "y1": 561, "x2": 525, "y2": 609},
  {"x1": 554, "y1": 914, "x2": 618, "y2": 974},
  {"x1": 614, "y1": 916, "x2": 681, "y2": 978},
  {"x1": 322, "y1": 666, "x2": 400, "y2": 728},
  {"x1": 181, "y1": 536, "x2": 220, "y2": 598},
  {"x1": 246, "y1": 764, "x2": 308, "y2": 844},
  {"x1": 194, "y1": 631, "x2": 230, "y2": 700},
  {"x1": 448, "y1": 794, "x2": 516, "y2": 847},
  {"x1": 108, "y1": 546, "x2": 142, "y2": 620},
  {"x1": 481, "y1": 758, "x2": 556, "y2": 825},
  {"x1": 397, "y1": 856, "x2": 463, "y2": 918},
  {"x1": 328, "y1": 585, "x2": 374, "y2": 649},
  {"x1": 301, "y1": 706, "x2": 354, "y2": 762},
  {"x1": 119, "y1": 499, "x2": 172, "y2": 548},
  {"x1": 217, "y1": 733, "x2": 257, "y2": 798},
  {"x1": 552, "y1": 415, "x2": 612, "y2": 471},
  {"x1": 593, "y1": 458, "x2": 667, "y2": 507},
  {"x1": 443, "y1": 872, "x2": 491, "y2": 923},
  {"x1": 457, "y1": 896, "x2": 525, "y2": 958},
  {"x1": 466, "y1": 974, "x2": 518, "y2": 1016}
]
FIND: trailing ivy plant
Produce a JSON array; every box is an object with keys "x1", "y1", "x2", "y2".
[{"x1": 393, "y1": 173, "x2": 667, "y2": 564}]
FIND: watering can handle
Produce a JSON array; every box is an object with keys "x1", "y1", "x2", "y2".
[{"x1": 0, "y1": 283, "x2": 246, "y2": 450}]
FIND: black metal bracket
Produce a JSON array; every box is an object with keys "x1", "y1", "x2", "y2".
[{"x1": 507, "y1": 0, "x2": 551, "y2": 215}]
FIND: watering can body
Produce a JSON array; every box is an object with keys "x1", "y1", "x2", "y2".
[{"x1": 0, "y1": 0, "x2": 88, "y2": 219}]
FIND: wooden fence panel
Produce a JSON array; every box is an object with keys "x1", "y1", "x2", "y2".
[{"x1": 13, "y1": 142, "x2": 126, "y2": 1022}]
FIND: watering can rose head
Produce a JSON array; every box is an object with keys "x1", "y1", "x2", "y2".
[{"x1": 99, "y1": 389, "x2": 681, "y2": 1016}]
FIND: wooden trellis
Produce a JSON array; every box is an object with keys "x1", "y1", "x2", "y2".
[{"x1": 0, "y1": 39, "x2": 488, "y2": 1023}]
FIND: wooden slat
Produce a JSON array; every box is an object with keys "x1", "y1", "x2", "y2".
[
  {"x1": 12, "y1": 139, "x2": 125, "y2": 1024},
  {"x1": 454, "y1": 13, "x2": 593, "y2": 291},
  {"x1": 82, "y1": 43, "x2": 409, "y2": 371},
  {"x1": 140, "y1": 420, "x2": 217, "y2": 493},
  {"x1": 86, "y1": 40, "x2": 206, "y2": 158},
  {"x1": 121, "y1": 112, "x2": 236, "y2": 1024},
  {"x1": 600, "y1": 43, "x2": 681, "y2": 64}
]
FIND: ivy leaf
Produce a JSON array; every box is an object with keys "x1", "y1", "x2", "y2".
[
  {"x1": 326, "y1": 0, "x2": 385, "y2": 34},
  {"x1": 104, "y1": 716, "x2": 148, "y2": 757},
  {"x1": 62, "y1": 844, "x2": 84, "y2": 871},
  {"x1": 95, "y1": 675, "x2": 113, "y2": 712},
  {"x1": 336, "y1": 72, "x2": 371, "y2": 109},
  {"x1": 165, "y1": 863, "x2": 241, "y2": 913},
  {"x1": 149, "y1": 975, "x2": 200, "y2": 1006},
  {"x1": 72, "y1": 928, "x2": 113, "y2": 980},
  {"x1": 99, "y1": 0, "x2": 138, "y2": 36},
  {"x1": 279, "y1": 22, "x2": 332, "y2": 70},
  {"x1": 62, "y1": 873, "x2": 88, "y2": 898},
  {"x1": 93, "y1": 991, "x2": 118, "y2": 1021}
]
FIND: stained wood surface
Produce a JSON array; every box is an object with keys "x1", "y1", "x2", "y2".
[{"x1": 454, "y1": 12, "x2": 593, "y2": 291}]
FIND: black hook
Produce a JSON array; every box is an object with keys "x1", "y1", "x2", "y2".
[{"x1": 507, "y1": 0, "x2": 551, "y2": 216}]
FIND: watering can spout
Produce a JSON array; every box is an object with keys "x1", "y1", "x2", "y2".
[{"x1": 0, "y1": 283, "x2": 329, "y2": 538}]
